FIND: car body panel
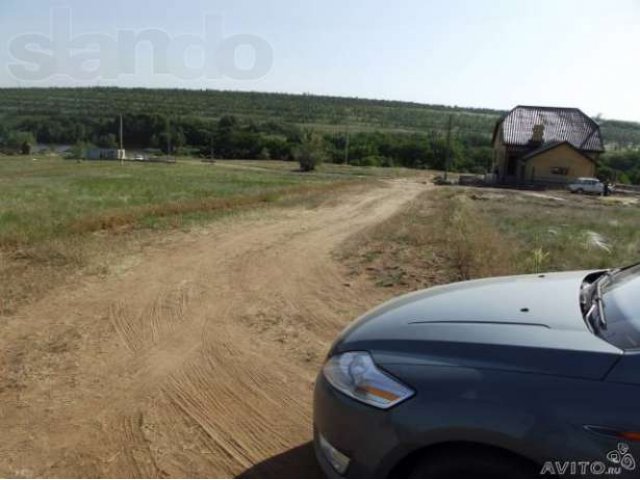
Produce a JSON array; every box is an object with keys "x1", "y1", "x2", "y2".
[
  {"x1": 331, "y1": 271, "x2": 621, "y2": 380},
  {"x1": 314, "y1": 367, "x2": 640, "y2": 478},
  {"x1": 314, "y1": 270, "x2": 640, "y2": 477},
  {"x1": 338, "y1": 271, "x2": 596, "y2": 335},
  {"x1": 606, "y1": 352, "x2": 640, "y2": 385}
]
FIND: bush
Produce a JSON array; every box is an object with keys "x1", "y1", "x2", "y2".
[
  {"x1": 294, "y1": 131, "x2": 325, "y2": 172},
  {"x1": 351, "y1": 156, "x2": 378, "y2": 167},
  {"x1": 2, "y1": 131, "x2": 35, "y2": 153},
  {"x1": 258, "y1": 147, "x2": 271, "y2": 160}
]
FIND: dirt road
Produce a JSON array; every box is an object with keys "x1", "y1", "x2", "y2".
[{"x1": 0, "y1": 179, "x2": 425, "y2": 478}]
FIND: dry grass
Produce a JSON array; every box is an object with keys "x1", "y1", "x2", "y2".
[
  {"x1": 467, "y1": 188, "x2": 640, "y2": 272},
  {"x1": 1, "y1": 235, "x2": 116, "y2": 315},
  {"x1": 340, "y1": 188, "x2": 518, "y2": 293},
  {"x1": 341, "y1": 186, "x2": 640, "y2": 295},
  {"x1": 68, "y1": 181, "x2": 355, "y2": 234},
  {"x1": 436, "y1": 191, "x2": 517, "y2": 280}
]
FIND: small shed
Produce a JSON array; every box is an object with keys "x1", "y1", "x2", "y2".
[{"x1": 86, "y1": 148, "x2": 126, "y2": 161}]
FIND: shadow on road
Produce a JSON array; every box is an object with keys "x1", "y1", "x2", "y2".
[{"x1": 237, "y1": 442, "x2": 324, "y2": 479}]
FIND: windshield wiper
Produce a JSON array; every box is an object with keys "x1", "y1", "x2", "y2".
[
  {"x1": 587, "y1": 270, "x2": 617, "y2": 330},
  {"x1": 584, "y1": 268, "x2": 624, "y2": 332},
  {"x1": 592, "y1": 281, "x2": 606, "y2": 329},
  {"x1": 602, "y1": 268, "x2": 621, "y2": 286},
  {"x1": 584, "y1": 293, "x2": 605, "y2": 331}
]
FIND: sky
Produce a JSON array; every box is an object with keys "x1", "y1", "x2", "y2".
[{"x1": 0, "y1": 0, "x2": 639, "y2": 121}]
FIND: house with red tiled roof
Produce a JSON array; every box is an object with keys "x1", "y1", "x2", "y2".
[{"x1": 492, "y1": 106, "x2": 605, "y2": 185}]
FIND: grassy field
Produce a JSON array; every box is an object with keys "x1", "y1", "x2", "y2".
[
  {"x1": 0, "y1": 156, "x2": 419, "y2": 247},
  {"x1": 343, "y1": 186, "x2": 640, "y2": 292},
  {"x1": 1, "y1": 157, "x2": 307, "y2": 246},
  {"x1": 1, "y1": 155, "x2": 418, "y2": 315},
  {"x1": 470, "y1": 189, "x2": 640, "y2": 272}
]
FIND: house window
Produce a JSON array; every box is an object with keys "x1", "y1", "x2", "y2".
[{"x1": 551, "y1": 167, "x2": 569, "y2": 176}]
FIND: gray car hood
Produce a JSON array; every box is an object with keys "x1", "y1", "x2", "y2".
[{"x1": 332, "y1": 271, "x2": 621, "y2": 380}]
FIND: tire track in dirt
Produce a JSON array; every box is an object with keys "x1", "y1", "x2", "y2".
[
  {"x1": 109, "y1": 283, "x2": 191, "y2": 354},
  {"x1": 0, "y1": 179, "x2": 426, "y2": 478}
]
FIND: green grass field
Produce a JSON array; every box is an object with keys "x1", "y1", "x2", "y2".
[{"x1": 0, "y1": 156, "x2": 414, "y2": 248}]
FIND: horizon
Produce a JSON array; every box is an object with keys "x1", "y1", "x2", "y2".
[{"x1": 1, "y1": 0, "x2": 639, "y2": 122}]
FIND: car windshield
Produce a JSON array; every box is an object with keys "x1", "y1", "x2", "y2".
[{"x1": 598, "y1": 265, "x2": 640, "y2": 349}]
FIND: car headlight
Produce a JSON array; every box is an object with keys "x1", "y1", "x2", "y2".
[{"x1": 322, "y1": 351, "x2": 414, "y2": 409}]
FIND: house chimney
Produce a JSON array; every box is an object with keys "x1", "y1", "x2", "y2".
[{"x1": 531, "y1": 124, "x2": 545, "y2": 144}]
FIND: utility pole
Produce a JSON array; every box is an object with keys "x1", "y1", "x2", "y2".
[
  {"x1": 119, "y1": 114, "x2": 124, "y2": 166},
  {"x1": 444, "y1": 114, "x2": 453, "y2": 182},
  {"x1": 304, "y1": 92, "x2": 311, "y2": 125},
  {"x1": 344, "y1": 127, "x2": 350, "y2": 165},
  {"x1": 167, "y1": 118, "x2": 172, "y2": 160}
]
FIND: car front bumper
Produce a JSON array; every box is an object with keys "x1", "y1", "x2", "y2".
[{"x1": 313, "y1": 373, "x2": 410, "y2": 478}]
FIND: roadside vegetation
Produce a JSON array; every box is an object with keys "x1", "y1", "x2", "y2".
[{"x1": 342, "y1": 187, "x2": 640, "y2": 292}]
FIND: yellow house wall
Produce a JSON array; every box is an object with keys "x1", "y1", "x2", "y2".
[
  {"x1": 525, "y1": 144, "x2": 596, "y2": 184},
  {"x1": 492, "y1": 127, "x2": 506, "y2": 176}
]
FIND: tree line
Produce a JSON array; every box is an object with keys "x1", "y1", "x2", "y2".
[
  {"x1": 0, "y1": 111, "x2": 496, "y2": 172},
  {"x1": 598, "y1": 149, "x2": 640, "y2": 185},
  {"x1": 2, "y1": 87, "x2": 640, "y2": 146}
]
